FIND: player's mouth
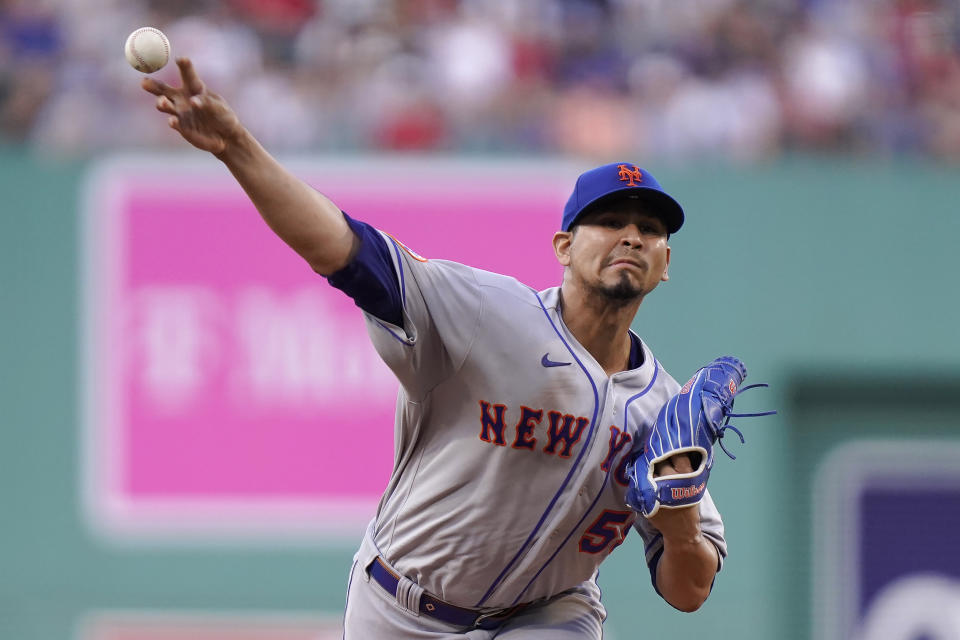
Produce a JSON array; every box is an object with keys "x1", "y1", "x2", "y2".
[{"x1": 608, "y1": 258, "x2": 646, "y2": 271}]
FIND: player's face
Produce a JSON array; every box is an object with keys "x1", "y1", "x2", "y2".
[{"x1": 554, "y1": 203, "x2": 671, "y2": 303}]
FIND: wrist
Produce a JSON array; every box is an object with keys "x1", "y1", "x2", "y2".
[
  {"x1": 214, "y1": 126, "x2": 256, "y2": 164},
  {"x1": 649, "y1": 503, "x2": 702, "y2": 540}
]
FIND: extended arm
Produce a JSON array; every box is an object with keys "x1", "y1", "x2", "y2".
[
  {"x1": 647, "y1": 454, "x2": 719, "y2": 612},
  {"x1": 141, "y1": 57, "x2": 357, "y2": 275}
]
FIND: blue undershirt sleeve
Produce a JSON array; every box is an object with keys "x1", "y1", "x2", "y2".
[
  {"x1": 325, "y1": 212, "x2": 403, "y2": 327},
  {"x1": 648, "y1": 547, "x2": 665, "y2": 598}
]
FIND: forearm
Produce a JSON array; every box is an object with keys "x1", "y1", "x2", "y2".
[
  {"x1": 655, "y1": 524, "x2": 718, "y2": 612},
  {"x1": 216, "y1": 129, "x2": 358, "y2": 275}
]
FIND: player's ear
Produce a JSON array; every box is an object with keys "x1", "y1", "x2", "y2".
[
  {"x1": 553, "y1": 230, "x2": 573, "y2": 267},
  {"x1": 661, "y1": 244, "x2": 671, "y2": 282}
]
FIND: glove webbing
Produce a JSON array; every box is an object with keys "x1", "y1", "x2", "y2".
[{"x1": 715, "y1": 382, "x2": 777, "y2": 460}]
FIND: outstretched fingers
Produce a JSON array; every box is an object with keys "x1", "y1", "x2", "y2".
[
  {"x1": 138, "y1": 58, "x2": 231, "y2": 155},
  {"x1": 177, "y1": 57, "x2": 205, "y2": 95},
  {"x1": 141, "y1": 76, "x2": 176, "y2": 98},
  {"x1": 155, "y1": 95, "x2": 176, "y2": 116}
]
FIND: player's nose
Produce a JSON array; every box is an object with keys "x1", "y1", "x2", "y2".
[{"x1": 619, "y1": 224, "x2": 644, "y2": 247}]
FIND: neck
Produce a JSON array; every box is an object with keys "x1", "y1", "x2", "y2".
[{"x1": 559, "y1": 282, "x2": 643, "y2": 376}]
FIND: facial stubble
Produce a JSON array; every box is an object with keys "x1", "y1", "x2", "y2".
[{"x1": 597, "y1": 271, "x2": 645, "y2": 306}]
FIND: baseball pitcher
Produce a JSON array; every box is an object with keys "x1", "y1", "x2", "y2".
[{"x1": 141, "y1": 58, "x2": 774, "y2": 639}]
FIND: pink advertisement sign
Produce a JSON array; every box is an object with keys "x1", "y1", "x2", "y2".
[{"x1": 82, "y1": 156, "x2": 578, "y2": 541}]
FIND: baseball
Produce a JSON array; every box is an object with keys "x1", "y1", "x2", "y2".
[{"x1": 124, "y1": 27, "x2": 170, "y2": 73}]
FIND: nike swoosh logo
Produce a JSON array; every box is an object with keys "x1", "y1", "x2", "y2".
[{"x1": 541, "y1": 353, "x2": 571, "y2": 368}]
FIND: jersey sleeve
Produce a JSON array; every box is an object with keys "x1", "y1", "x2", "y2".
[
  {"x1": 346, "y1": 228, "x2": 484, "y2": 399},
  {"x1": 633, "y1": 489, "x2": 727, "y2": 598},
  {"x1": 325, "y1": 213, "x2": 403, "y2": 327}
]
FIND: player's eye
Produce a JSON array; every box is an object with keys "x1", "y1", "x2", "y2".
[{"x1": 639, "y1": 223, "x2": 666, "y2": 237}]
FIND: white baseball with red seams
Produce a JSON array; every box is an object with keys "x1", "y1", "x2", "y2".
[{"x1": 124, "y1": 27, "x2": 170, "y2": 73}]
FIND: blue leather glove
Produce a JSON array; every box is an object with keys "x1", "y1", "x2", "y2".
[{"x1": 626, "y1": 356, "x2": 775, "y2": 518}]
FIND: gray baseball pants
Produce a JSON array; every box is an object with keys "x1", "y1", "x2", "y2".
[{"x1": 342, "y1": 546, "x2": 604, "y2": 638}]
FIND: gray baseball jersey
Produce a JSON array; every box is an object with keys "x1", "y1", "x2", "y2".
[{"x1": 342, "y1": 228, "x2": 727, "y2": 620}]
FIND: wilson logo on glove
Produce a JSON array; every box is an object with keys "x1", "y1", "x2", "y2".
[
  {"x1": 625, "y1": 356, "x2": 777, "y2": 518},
  {"x1": 671, "y1": 482, "x2": 706, "y2": 500}
]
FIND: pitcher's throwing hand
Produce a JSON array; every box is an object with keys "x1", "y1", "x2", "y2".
[{"x1": 141, "y1": 57, "x2": 243, "y2": 155}]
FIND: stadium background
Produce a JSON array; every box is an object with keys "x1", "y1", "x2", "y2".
[{"x1": 3, "y1": 1, "x2": 960, "y2": 638}]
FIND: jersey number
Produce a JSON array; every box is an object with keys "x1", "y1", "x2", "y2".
[{"x1": 579, "y1": 509, "x2": 633, "y2": 554}]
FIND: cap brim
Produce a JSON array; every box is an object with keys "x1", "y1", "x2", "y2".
[{"x1": 574, "y1": 188, "x2": 684, "y2": 234}]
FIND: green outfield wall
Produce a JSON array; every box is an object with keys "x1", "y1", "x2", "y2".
[{"x1": 2, "y1": 148, "x2": 957, "y2": 640}]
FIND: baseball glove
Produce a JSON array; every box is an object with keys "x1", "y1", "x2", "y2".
[{"x1": 625, "y1": 356, "x2": 775, "y2": 518}]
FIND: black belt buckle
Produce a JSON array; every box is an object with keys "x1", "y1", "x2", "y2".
[
  {"x1": 473, "y1": 604, "x2": 522, "y2": 630},
  {"x1": 473, "y1": 610, "x2": 499, "y2": 630}
]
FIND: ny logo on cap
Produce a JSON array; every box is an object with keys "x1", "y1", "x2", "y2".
[{"x1": 617, "y1": 164, "x2": 643, "y2": 186}]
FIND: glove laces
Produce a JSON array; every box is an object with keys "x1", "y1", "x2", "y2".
[{"x1": 717, "y1": 383, "x2": 777, "y2": 460}]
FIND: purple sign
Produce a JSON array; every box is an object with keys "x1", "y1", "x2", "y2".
[{"x1": 814, "y1": 440, "x2": 960, "y2": 638}]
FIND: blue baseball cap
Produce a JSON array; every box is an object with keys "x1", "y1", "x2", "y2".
[{"x1": 562, "y1": 162, "x2": 685, "y2": 234}]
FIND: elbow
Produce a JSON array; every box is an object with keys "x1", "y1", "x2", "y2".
[
  {"x1": 660, "y1": 578, "x2": 712, "y2": 613},
  {"x1": 306, "y1": 227, "x2": 360, "y2": 276},
  {"x1": 308, "y1": 250, "x2": 352, "y2": 276},
  {"x1": 653, "y1": 538, "x2": 720, "y2": 612},
  {"x1": 665, "y1": 588, "x2": 710, "y2": 613},
  {"x1": 671, "y1": 596, "x2": 708, "y2": 613}
]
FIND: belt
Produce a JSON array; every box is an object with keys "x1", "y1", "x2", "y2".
[{"x1": 368, "y1": 557, "x2": 528, "y2": 630}]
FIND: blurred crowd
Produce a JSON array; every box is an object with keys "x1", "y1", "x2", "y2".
[{"x1": 2, "y1": 0, "x2": 960, "y2": 161}]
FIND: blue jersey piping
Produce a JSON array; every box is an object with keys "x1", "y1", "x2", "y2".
[
  {"x1": 509, "y1": 360, "x2": 662, "y2": 604},
  {"x1": 475, "y1": 292, "x2": 601, "y2": 607},
  {"x1": 387, "y1": 235, "x2": 407, "y2": 307},
  {"x1": 625, "y1": 358, "x2": 659, "y2": 429},
  {"x1": 374, "y1": 319, "x2": 412, "y2": 346},
  {"x1": 373, "y1": 236, "x2": 411, "y2": 346}
]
